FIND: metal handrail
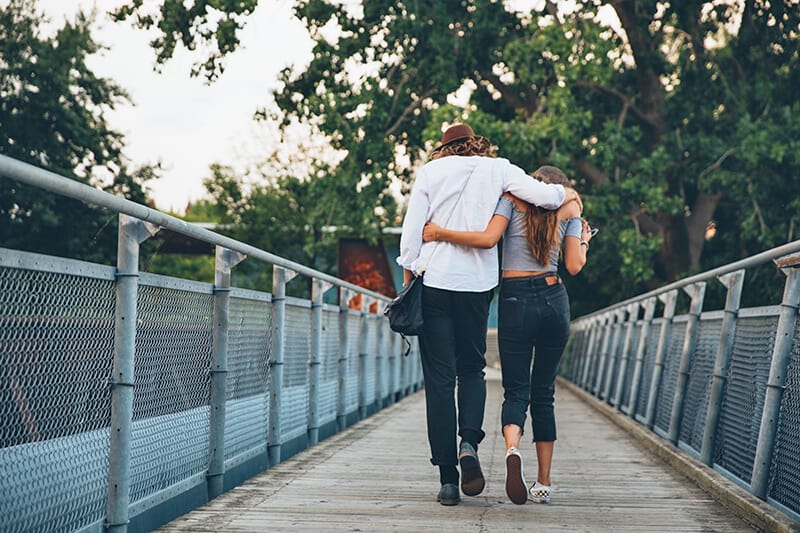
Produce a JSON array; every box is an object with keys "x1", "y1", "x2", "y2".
[
  {"x1": 577, "y1": 238, "x2": 800, "y2": 320},
  {"x1": 0, "y1": 154, "x2": 392, "y2": 302}
]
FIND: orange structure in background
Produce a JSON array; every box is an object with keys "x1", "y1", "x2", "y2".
[{"x1": 338, "y1": 238, "x2": 398, "y2": 313}]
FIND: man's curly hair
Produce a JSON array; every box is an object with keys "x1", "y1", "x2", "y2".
[{"x1": 429, "y1": 136, "x2": 497, "y2": 160}]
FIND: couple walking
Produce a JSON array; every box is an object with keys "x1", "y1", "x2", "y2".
[{"x1": 396, "y1": 124, "x2": 594, "y2": 506}]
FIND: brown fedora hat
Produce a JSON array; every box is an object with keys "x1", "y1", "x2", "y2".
[{"x1": 431, "y1": 123, "x2": 481, "y2": 152}]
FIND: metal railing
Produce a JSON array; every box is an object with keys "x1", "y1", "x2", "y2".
[
  {"x1": 562, "y1": 239, "x2": 800, "y2": 521},
  {"x1": 0, "y1": 155, "x2": 422, "y2": 532}
]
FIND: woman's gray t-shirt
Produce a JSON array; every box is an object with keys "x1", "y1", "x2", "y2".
[{"x1": 494, "y1": 196, "x2": 582, "y2": 272}]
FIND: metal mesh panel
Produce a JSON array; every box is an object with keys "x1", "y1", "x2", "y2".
[
  {"x1": 678, "y1": 317, "x2": 721, "y2": 453},
  {"x1": 225, "y1": 295, "x2": 271, "y2": 460},
  {"x1": 714, "y1": 314, "x2": 777, "y2": 483},
  {"x1": 130, "y1": 282, "x2": 213, "y2": 505},
  {"x1": 282, "y1": 305, "x2": 311, "y2": 441},
  {"x1": 0, "y1": 265, "x2": 115, "y2": 532},
  {"x1": 635, "y1": 321, "x2": 662, "y2": 419},
  {"x1": 346, "y1": 312, "x2": 361, "y2": 412},
  {"x1": 769, "y1": 313, "x2": 800, "y2": 516},
  {"x1": 318, "y1": 308, "x2": 340, "y2": 426},
  {"x1": 654, "y1": 320, "x2": 688, "y2": 435}
]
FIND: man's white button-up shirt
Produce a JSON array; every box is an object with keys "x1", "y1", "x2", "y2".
[{"x1": 397, "y1": 155, "x2": 566, "y2": 292}]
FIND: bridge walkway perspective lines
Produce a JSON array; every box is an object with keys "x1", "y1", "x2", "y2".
[{"x1": 158, "y1": 369, "x2": 755, "y2": 532}]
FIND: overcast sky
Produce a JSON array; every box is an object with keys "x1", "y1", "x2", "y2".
[{"x1": 35, "y1": 0, "x2": 313, "y2": 213}]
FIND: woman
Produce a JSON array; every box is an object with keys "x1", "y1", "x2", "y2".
[
  {"x1": 397, "y1": 125, "x2": 579, "y2": 506},
  {"x1": 422, "y1": 165, "x2": 593, "y2": 505}
]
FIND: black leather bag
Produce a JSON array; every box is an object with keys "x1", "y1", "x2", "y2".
[{"x1": 384, "y1": 274, "x2": 424, "y2": 337}]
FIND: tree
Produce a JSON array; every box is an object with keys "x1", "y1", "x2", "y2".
[
  {"x1": 115, "y1": 0, "x2": 800, "y2": 312},
  {"x1": 0, "y1": 0, "x2": 156, "y2": 264}
]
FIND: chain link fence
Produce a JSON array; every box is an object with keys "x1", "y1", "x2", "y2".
[
  {"x1": 563, "y1": 247, "x2": 800, "y2": 522},
  {"x1": 0, "y1": 155, "x2": 422, "y2": 532}
]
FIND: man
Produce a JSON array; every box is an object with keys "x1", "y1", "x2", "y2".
[{"x1": 396, "y1": 123, "x2": 580, "y2": 505}]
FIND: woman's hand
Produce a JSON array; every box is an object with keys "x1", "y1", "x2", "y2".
[
  {"x1": 423, "y1": 222, "x2": 442, "y2": 242},
  {"x1": 581, "y1": 218, "x2": 594, "y2": 245}
]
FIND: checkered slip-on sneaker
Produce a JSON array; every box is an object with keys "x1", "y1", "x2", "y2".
[
  {"x1": 504, "y1": 447, "x2": 528, "y2": 505},
  {"x1": 529, "y1": 481, "x2": 552, "y2": 504}
]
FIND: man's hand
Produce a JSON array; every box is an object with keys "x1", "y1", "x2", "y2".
[
  {"x1": 422, "y1": 222, "x2": 442, "y2": 242},
  {"x1": 563, "y1": 187, "x2": 583, "y2": 213}
]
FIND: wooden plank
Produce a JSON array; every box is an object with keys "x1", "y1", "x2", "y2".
[{"x1": 159, "y1": 368, "x2": 754, "y2": 532}]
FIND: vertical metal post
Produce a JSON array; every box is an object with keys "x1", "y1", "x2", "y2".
[
  {"x1": 105, "y1": 215, "x2": 157, "y2": 533},
  {"x1": 700, "y1": 269, "x2": 745, "y2": 466},
  {"x1": 387, "y1": 331, "x2": 398, "y2": 405},
  {"x1": 415, "y1": 336, "x2": 424, "y2": 390},
  {"x1": 751, "y1": 256, "x2": 800, "y2": 499},
  {"x1": 207, "y1": 247, "x2": 245, "y2": 499},
  {"x1": 268, "y1": 266, "x2": 296, "y2": 467},
  {"x1": 593, "y1": 313, "x2": 614, "y2": 395},
  {"x1": 667, "y1": 281, "x2": 707, "y2": 444},
  {"x1": 612, "y1": 302, "x2": 641, "y2": 408},
  {"x1": 309, "y1": 278, "x2": 333, "y2": 446},
  {"x1": 337, "y1": 287, "x2": 351, "y2": 431},
  {"x1": 358, "y1": 295, "x2": 372, "y2": 420},
  {"x1": 627, "y1": 298, "x2": 657, "y2": 418},
  {"x1": 374, "y1": 315, "x2": 386, "y2": 410},
  {"x1": 602, "y1": 308, "x2": 626, "y2": 400},
  {"x1": 579, "y1": 318, "x2": 600, "y2": 389},
  {"x1": 645, "y1": 290, "x2": 678, "y2": 429}
]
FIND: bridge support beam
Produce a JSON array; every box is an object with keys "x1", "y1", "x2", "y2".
[
  {"x1": 700, "y1": 269, "x2": 744, "y2": 466},
  {"x1": 751, "y1": 254, "x2": 800, "y2": 499},
  {"x1": 207, "y1": 247, "x2": 246, "y2": 499},
  {"x1": 269, "y1": 266, "x2": 297, "y2": 467},
  {"x1": 626, "y1": 297, "x2": 657, "y2": 418},
  {"x1": 308, "y1": 278, "x2": 334, "y2": 446},
  {"x1": 105, "y1": 215, "x2": 158, "y2": 533},
  {"x1": 644, "y1": 290, "x2": 678, "y2": 429},
  {"x1": 668, "y1": 281, "x2": 707, "y2": 445}
]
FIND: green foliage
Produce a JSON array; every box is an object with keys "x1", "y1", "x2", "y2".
[
  {"x1": 0, "y1": 0, "x2": 157, "y2": 264},
  {"x1": 125, "y1": 0, "x2": 800, "y2": 313}
]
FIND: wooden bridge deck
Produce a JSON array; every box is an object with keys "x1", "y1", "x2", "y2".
[{"x1": 159, "y1": 368, "x2": 755, "y2": 532}]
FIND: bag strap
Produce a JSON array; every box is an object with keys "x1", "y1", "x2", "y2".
[{"x1": 418, "y1": 160, "x2": 483, "y2": 274}]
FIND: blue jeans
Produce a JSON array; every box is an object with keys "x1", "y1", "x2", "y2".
[
  {"x1": 419, "y1": 285, "x2": 493, "y2": 467},
  {"x1": 498, "y1": 276, "x2": 570, "y2": 442}
]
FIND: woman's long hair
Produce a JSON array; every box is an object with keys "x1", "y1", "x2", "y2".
[
  {"x1": 429, "y1": 136, "x2": 497, "y2": 160},
  {"x1": 524, "y1": 166, "x2": 574, "y2": 265}
]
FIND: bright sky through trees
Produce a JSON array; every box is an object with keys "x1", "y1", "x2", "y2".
[{"x1": 31, "y1": 0, "x2": 313, "y2": 213}]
